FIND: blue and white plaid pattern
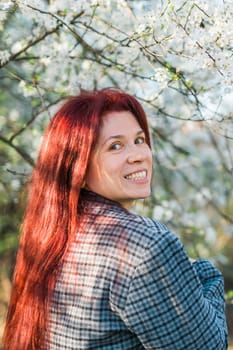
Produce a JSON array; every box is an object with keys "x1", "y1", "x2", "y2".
[{"x1": 47, "y1": 190, "x2": 228, "y2": 349}]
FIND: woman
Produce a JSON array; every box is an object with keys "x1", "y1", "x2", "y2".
[{"x1": 3, "y1": 88, "x2": 228, "y2": 349}]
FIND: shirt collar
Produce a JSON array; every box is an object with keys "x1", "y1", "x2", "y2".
[{"x1": 79, "y1": 189, "x2": 126, "y2": 213}]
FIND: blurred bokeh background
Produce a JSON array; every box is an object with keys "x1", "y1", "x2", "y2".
[{"x1": 0, "y1": 0, "x2": 232, "y2": 347}]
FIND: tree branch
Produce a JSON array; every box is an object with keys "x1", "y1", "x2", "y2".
[
  {"x1": 21, "y1": 3, "x2": 99, "y2": 56},
  {"x1": 0, "y1": 135, "x2": 34, "y2": 166},
  {"x1": 0, "y1": 24, "x2": 63, "y2": 69},
  {"x1": 9, "y1": 97, "x2": 66, "y2": 142}
]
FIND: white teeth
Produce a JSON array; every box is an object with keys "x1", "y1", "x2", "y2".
[{"x1": 125, "y1": 171, "x2": 147, "y2": 180}]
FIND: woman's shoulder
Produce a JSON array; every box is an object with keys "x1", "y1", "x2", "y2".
[
  {"x1": 111, "y1": 209, "x2": 176, "y2": 251},
  {"x1": 119, "y1": 208, "x2": 169, "y2": 233}
]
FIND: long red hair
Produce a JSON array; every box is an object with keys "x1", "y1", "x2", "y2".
[{"x1": 3, "y1": 88, "x2": 151, "y2": 350}]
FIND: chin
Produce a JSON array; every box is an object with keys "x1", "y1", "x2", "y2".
[
  {"x1": 133, "y1": 192, "x2": 151, "y2": 201},
  {"x1": 138, "y1": 189, "x2": 151, "y2": 198}
]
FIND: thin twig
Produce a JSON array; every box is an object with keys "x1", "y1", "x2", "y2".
[
  {"x1": 0, "y1": 135, "x2": 34, "y2": 166},
  {"x1": 9, "y1": 97, "x2": 65, "y2": 142}
]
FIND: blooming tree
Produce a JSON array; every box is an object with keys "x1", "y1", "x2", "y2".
[{"x1": 0, "y1": 0, "x2": 233, "y2": 285}]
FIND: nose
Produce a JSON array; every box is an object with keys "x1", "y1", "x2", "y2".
[{"x1": 127, "y1": 144, "x2": 144, "y2": 163}]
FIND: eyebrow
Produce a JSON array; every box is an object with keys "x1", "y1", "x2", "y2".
[{"x1": 102, "y1": 130, "x2": 145, "y2": 146}]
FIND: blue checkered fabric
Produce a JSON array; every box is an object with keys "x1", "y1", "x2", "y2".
[{"x1": 47, "y1": 190, "x2": 228, "y2": 349}]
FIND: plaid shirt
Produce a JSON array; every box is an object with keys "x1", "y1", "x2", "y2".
[{"x1": 47, "y1": 190, "x2": 228, "y2": 349}]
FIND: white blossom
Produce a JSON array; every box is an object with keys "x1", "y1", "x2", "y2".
[
  {"x1": 11, "y1": 41, "x2": 24, "y2": 54},
  {"x1": 0, "y1": 50, "x2": 10, "y2": 64},
  {"x1": 0, "y1": 0, "x2": 14, "y2": 11}
]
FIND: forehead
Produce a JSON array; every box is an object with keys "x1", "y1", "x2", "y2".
[{"x1": 100, "y1": 110, "x2": 141, "y2": 136}]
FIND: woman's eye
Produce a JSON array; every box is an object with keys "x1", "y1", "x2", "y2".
[
  {"x1": 135, "y1": 136, "x2": 145, "y2": 144},
  {"x1": 109, "y1": 143, "x2": 122, "y2": 151}
]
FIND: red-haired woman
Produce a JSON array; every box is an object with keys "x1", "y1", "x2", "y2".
[{"x1": 3, "y1": 88, "x2": 228, "y2": 349}]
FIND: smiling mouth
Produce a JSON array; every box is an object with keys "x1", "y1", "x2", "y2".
[{"x1": 124, "y1": 170, "x2": 147, "y2": 181}]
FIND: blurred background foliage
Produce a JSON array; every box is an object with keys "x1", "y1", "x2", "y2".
[{"x1": 0, "y1": 0, "x2": 233, "y2": 346}]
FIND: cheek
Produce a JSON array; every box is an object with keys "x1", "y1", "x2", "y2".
[
  {"x1": 93, "y1": 160, "x2": 103, "y2": 179},
  {"x1": 85, "y1": 155, "x2": 100, "y2": 184},
  {"x1": 99, "y1": 153, "x2": 117, "y2": 171},
  {"x1": 146, "y1": 147, "x2": 152, "y2": 162},
  {"x1": 149, "y1": 152, "x2": 153, "y2": 165},
  {"x1": 147, "y1": 151, "x2": 153, "y2": 175},
  {"x1": 89, "y1": 155, "x2": 112, "y2": 182}
]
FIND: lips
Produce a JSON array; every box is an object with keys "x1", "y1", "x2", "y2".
[{"x1": 124, "y1": 170, "x2": 147, "y2": 180}]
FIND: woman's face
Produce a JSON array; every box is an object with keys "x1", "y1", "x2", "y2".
[{"x1": 85, "y1": 110, "x2": 152, "y2": 209}]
